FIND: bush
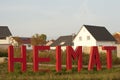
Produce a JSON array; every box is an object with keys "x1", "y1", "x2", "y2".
[{"x1": 0, "y1": 49, "x2": 8, "y2": 57}]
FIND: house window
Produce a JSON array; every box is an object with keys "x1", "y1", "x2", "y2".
[
  {"x1": 79, "y1": 36, "x2": 82, "y2": 41},
  {"x1": 87, "y1": 36, "x2": 90, "y2": 40}
]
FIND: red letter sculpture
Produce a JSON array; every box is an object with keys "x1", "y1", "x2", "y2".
[
  {"x1": 102, "y1": 46, "x2": 116, "y2": 69},
  {"x1": 88, "y1": 46, "x2": 101, "y2": 71},
  {"x1": 33, "y1": 46, "x2": 50, "y2": 72},
  {"x1": 66, "y1": 46, "x2": 82, "y2": 72},
  {"x1": 8, "y1": 45, "x2": 26, "y2": 72},
  {"x1": 56, "y1": 46, "x2": 61, "y2": 72}
]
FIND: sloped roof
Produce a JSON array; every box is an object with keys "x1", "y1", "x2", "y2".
[
  {"x1": 84, "y1": 25, "x2": 116, "y2": 41},
  {"x1": 0, "y1": 26, "x2": 12, "y2": 38},
  {"x1": 20, "y1": 37, "x2": 31, "y2": 44},
  {"x1": 13, "y1": 37, "x2": 31, "y2": 44},
  {"x1": 50, "y1": 35, "x2": 75, "y2": 47}
]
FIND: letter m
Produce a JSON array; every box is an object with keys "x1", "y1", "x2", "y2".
[{"x1": 66, "y1": 46, "x2": 82, "y2": 72}]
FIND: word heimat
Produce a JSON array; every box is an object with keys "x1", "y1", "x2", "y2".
[{"x1": 8, "y1": 46, "x2": 116, "y2": 72}]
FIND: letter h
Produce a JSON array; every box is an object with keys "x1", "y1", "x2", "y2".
[{"x1": 8, "y1": 45, "x2": 26, "y2": 72}]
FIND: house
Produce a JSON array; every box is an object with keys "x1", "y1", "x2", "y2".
[
  {"x1": 73, "y1": 25, "x2": 116, "y2": 49},
  {"x1": 50, "y1": 35, "x2": 75, "y2": 51},
  {"x1": 19, "y1": 37, "x2": 32, "y2": 50},
  {"x1": 51, "y1": 25, "x2": 116, "y2": 51},
  {"x1": 0, "y1": 26, "x2": 12, "y2": 49},
  {"x1": 9, "y1": 37, "x2": 32, "y2": 50},
  {"x1": 0, "y1": 26, "x2": 32, "y2": 49}
]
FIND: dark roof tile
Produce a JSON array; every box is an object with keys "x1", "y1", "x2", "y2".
[
  {"x1": 84, "y1": 25, "x2": 116, "y2": 41},
  {"x1": 50, "y1": 35, "x2": 75, "y2": 46},
  {"x1": 13, "y1": 37, "x2": 31, "y2": 44},
  {"x1": 0, "y1": 26, "x2": 12, "y2": 38}
]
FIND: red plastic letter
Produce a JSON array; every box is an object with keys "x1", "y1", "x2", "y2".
[
  {"x1": 102, "y1": 46, "x2": 116, "y2": 69},
  {"x1": 66, "y1": 46, "x2": 82, "y2": 72},
  {"x1": 8, "y1": 45, "x2": 26, "y2": 72},
  {"x1": 56, "y1": 46, "x2": 61, "y2": 72},
  {"x1": 88, "y1": 46, "x2": 101, "y2": 71},
  {"x1": 33, "y1": 46, "x2": 50, "y2": 72}
]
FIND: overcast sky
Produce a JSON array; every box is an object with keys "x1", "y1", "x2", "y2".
[{"x1": 0, "y1": 0, "x2": 120, "y2": 39}]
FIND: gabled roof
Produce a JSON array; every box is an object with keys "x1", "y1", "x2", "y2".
[
  {"x1": 83, "y1": 25, "x2": 116, "y2": 41},
  {"x1": 13, "y1": 37, "x2": 31, "y2": 44},
  {"x1": 20, "y1": 37, "x2": 31, "y2": 44},
  {"x1": 0, "y1": 26, "x2": 12, "y2": 38},
  {"x1": 50, "y1": 35, "x2": 75, "y2": 47}
]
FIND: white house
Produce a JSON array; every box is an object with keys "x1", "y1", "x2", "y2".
[
  {"x1": 0, "y1": 26, "x2": 12, "y2": 49},
  {"x1": 73, "y1": 25, "x2": 116, "y2": 49},
  {"x1": 0, "y1": 26, "x2": 32, "y2": 50}
]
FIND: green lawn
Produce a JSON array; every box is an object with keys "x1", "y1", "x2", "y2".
[{"x1": 0, "y1": 63, "x2": 120, "y2": 80}]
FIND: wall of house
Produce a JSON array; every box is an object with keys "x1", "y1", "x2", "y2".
[
  {"x1": 96, "y1": 41, "x2": 116, "y2": 46},
  {"x1": 73, "y1": 26, "x2": 96, "y2": 49},
  {"x1": 0, "y1": 37, "x2": 10, "y2": 44},
  {"x1": 0, "y1": 39, "x2": 9, "y2": 44},
  {"x1": 82, "y1": 46, "x2": 107, "y2": 54},
  {"x1": 0, "y1": 44, "x2": 10, "y2": 49},
  {"x1": 116, "y1": 44, "x2": 120, "y2": 58},
  {"x1": 50, "y1": 46, "x2": 74, "y2": 51}
]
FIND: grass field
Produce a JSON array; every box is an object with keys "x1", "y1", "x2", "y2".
[
  {"x1": 0, "y1": 63, "x2": 120, "y2": 80},
  {"x1": 0, "y1": 49, "x2": 120, "y2": 80}
]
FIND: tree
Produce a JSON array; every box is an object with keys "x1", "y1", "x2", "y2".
[
  {"x1": 40, "y1": 34, "x2": 47, "y2": 44},
  {"x1": 13, "y1": 37, "x2": 23, "y2": 46},
  {"x1": 31, "y1": 34, "x2": 47, "y2": 45}
]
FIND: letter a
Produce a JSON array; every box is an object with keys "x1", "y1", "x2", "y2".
[{"x1": 88, "y1": 46, "x2": 101, "y2": 71}]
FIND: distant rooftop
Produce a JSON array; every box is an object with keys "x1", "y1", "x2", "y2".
[
  {"x1": 0, "y1": 26, "x2": 12, "y2": 39},
  {"x1": 50, "y1": 35, "x2": 75, "y2": 47},
  {"x1": 13, "y1": 37, "x2": 31, "y2": 44}
]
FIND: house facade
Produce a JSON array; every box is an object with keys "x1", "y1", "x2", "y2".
[
  {"x1": 73, "y1": 25, "x2": 116, "y2": 49},
  {"x1": 0, "y1": 26, "x2": 12, "y2": 49}
]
